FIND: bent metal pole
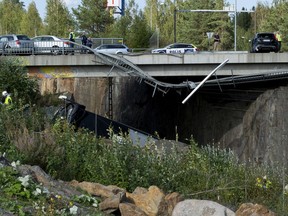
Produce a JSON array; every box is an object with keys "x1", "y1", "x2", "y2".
[{"x1": 182, "y1": 59, "x2": 229, "y2": 104}]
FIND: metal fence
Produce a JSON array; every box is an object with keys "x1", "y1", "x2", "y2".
[{"x1": 0, "y1": 38, "x2": 124, "y2": 56}]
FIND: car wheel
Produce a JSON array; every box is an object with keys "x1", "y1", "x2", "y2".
[
  {"x1": 159, "y1": 51, "x2": 165, "y2": 54},
  {"x1": 51, "y1": 46, "x2": 60, "y2": 55},
  {"x1": 117, "y1": 52, "x2": 123, "y2": 55},
  {"x1": 4, "y1": 45, "x2": 12, "y2": 55}
]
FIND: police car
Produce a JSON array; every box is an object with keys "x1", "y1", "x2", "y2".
[{"x1": 151, "y1": 43, "x2": 199, "y2": 54}]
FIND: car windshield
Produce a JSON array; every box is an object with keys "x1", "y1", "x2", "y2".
[
  {"x1": 257, "y1": 34, "x2": 274, "y2": 39},
  {"x1": 17, "y1": 35, "x2": 30, "y2": 40}
]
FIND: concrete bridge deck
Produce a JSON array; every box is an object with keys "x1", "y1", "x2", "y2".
[{"x1": 14, "y1": 51, "x2": 288, "y2": 78}]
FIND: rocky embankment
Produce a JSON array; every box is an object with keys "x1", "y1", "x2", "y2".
[{"x1": 0, "y1": 157, "x2": 276, "y2": 216}]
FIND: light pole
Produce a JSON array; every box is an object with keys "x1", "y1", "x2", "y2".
[
  {"x1": 173, "y1": 0, "x2": 176, "y2": 43},
  {"x1": 234, "y1": 0, "x2": 237, "y2": 51}
]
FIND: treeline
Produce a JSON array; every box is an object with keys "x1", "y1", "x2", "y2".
[{"x1": 0, "y1": 0, "x2": 287, "y2": 51}]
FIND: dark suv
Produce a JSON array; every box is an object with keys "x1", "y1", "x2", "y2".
[{"x1": 250, "y1": 33, "x2": 279, "y2": 53}]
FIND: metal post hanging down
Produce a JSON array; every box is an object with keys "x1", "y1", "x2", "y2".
[{"x1": 182, "y1": 59, "x2": 229, "y2": 104}]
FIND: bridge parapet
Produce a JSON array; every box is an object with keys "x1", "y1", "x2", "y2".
[{"x1": 8, "y1": 52, "x2": 288, "y2": 77}]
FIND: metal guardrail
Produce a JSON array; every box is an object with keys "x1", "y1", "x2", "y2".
[
  {"x1": 0, "y1": 41, "x2": 90, "y2": 56},
  {"x1": 0, "y1": 38, "x2": 124, "y2": 56}
]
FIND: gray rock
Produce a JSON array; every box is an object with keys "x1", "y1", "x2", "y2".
[{"x1": 172, "y1": 199, "x2": 235, "y2": 216}]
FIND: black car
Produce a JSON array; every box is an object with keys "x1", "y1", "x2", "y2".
[{"x1": 250, "y1": 33, "x2": 279, "y2": 53}]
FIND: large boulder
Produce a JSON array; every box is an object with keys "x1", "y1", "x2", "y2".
[
  {"x1": 235, "y1": 203, "x2": 276, "y2": 216},
  {"x1": 172, "y1": 199, "x2": 235, "y2": 216},
  {"x1": 69, "y1": 180, "x2": 125, "y2": 198},
  {"x1": 125, "y1": 185, "x2": 167, "y2": 216}
]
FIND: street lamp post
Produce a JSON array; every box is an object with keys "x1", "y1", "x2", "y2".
[
  {"x1": 234, "y1": 0, "x2": 237, "y2": 51},
  {"x1": 174, "y1": 6, "x2": 176, "y2": 43}
]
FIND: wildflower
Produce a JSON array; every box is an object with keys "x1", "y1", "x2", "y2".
[
  {"x1": 55, "y1": 194, "x2": 62, "y2": 199},
  {"x1": 18, "y1": 175, "x2": 30, "y2": 187},
  {"x1": 92, "y1": 203, "x2": 98, "y2": 208},
  {"x1": 69, "y1": 205, "x2": 78, "y2": 215},
  {"x1": 11, "y1": 160, "x2": 20, "y2": 168},
  {"x1": 42, "y1": 187, "x2": 50, "y2": 194},
  {"x1": 32, "y1": 188, "x2": 42, "y2": 196},
  {"x1": 256, "y1": 175, "x2": 272, "y2": 189}
]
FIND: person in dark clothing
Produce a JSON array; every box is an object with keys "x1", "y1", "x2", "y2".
[
  {"x1": 213, "y1": 32, "x2": 221, "y2": 51},
  {"x1": 81, "y1": 34, "x2": 87, "y2": 46},
  {"x1": 86, "y1": 37, "x2": 93, "y2": 48},
  {"x1": 81, "y1": 34, "x2": 88, "y2": 53}
]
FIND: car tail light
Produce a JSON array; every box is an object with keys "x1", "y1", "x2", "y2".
[
  {"x1": 64, "y1": 41, "x2": 69, "y2": 45},
  {"x1": 16, "y1": 40, "x2": 21, "y2": 45}
]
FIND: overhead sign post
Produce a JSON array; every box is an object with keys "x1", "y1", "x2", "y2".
[{"x1": 107, "y1": 0, "x2": 125, "y2": 16}]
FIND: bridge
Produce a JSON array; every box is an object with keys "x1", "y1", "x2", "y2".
[
  {"x1": 21, "y1": 52, "x2": 288, "y2": 78},
  {"x1": 17, "y1": 50, "x2": 288, "y2": 97}
]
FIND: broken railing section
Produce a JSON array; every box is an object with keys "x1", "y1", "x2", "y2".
[
  {"x1": 182, "y1": 59, "x2": 229, "y2": 104},
  {"x1": 94, "y1": 51, "x2": 229, "y2": 100}
]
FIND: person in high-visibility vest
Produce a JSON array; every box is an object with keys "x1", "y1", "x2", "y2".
[
  {"x1": 275, "y1": 31, "x2": 282, "y2": 52},
  {"x1": 68, "y1": 29, "x2": 76, "y2": 55},
  {"x1": 1, "y1": 91, "x2": 12, "y2": 108}
]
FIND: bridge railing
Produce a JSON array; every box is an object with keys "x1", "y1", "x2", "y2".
[{"x1": 0, "y1": 40, "x2": 93, "y2": 56}]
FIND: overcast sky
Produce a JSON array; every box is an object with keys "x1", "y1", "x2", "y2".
[{"x1": 22, "y1": 0, "x2": 273, "y2": 19}]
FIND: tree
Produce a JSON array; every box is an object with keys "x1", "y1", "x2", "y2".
[
  {"x1": 175, "y1": 0, "x2": 233, "y2": 51},
  {"x1": 237, "y1": 8, "x2": 252, "y2": 31},
  {"x1": 0, "y1": 58, "x2": 39, "y2": 105},
  {"x1": 20, "y1": 1, "x2": 43, "y2": 37},
  {"x1": 105, "y1": 0, "x2": 151, "y2": 48},
  {"x1": 44, "y1": 0, "x2": 74, "y2": 38},
  {"x1": 127, "y1": 11, "x2": 151, "y2": 48},
  {"x1": 72, "y1": 0, "x2": 114, "y2": 37},
  {"x1": 259, "y1": 1, "x2": 288, "y2": 52},
  {"x1": 0, "y1": 0, "x2": 25, "y2": 34}
]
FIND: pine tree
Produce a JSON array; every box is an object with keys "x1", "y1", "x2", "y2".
[
  {"x1": 72, "y1": 0, "x2": 114, "y2": 37},
  {"x1": 44, "y1": 0, "x2": 74, "y2": 38},
  {"x1": 0, "y1": 0, "x2": 25, "y2": 34},
  {"x1": 20, "y1": 1, "x2": 43, "y2": 37}
]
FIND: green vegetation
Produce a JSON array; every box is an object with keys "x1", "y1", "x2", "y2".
[
  {"x1": 0, "y1": 0, "x2": 287, "y2": 51},
  {"x1": 0, "y1": 55, "x2": 288, "y2": 215},
  {"x1": 1, "y1": 110, "x2": 288, "y2": 214}
]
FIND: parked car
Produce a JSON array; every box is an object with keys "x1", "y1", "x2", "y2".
[
  {"x1": 151, "y1": 43, "x2": 199, "y2": 54},
  {"x1": 0, "y1": 34, "x2": 34, "y2": 55},
  {"x1": 32, "y1": 35, "x2": 70, "y2": 55},
  {"x1": 250, "y1": 32, "x2": 279, "y2": 53},
  {"x1": 94, "y1": 44, "x2": 130, "y2": 54}
]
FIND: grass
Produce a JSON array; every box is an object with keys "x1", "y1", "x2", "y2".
[{"x1": 0, "y1": 106, "x2": 288, "y2": 215}]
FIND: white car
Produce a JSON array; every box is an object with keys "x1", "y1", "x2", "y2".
[
  {"x1": 32, "y1": 35, "x2": 70, "y2": 55},
  {"x1": 152, "y1": 43, "x2": 199, "y2": 54},
  {"x1": 94, "y1": 44, "x2": 130, "y2": 54}
]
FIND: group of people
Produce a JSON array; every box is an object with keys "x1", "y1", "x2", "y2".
[{"x1": 68, "y1": 29, "x2": 93, "y2": 54}]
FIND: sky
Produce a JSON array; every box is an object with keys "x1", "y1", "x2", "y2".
[{"x1": 22, "y1": 0, "x2": 273, "y2": 19}]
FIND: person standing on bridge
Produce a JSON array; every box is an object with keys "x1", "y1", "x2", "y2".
[
  {"x1": 213, "y1": 32, "x2": 221, "y2": 51},
  {"x1": 69, "y1": 28, "x2": 76, "y2": 55},
  {"x1": 275, "y1": 31, "x2": 282, "y2": 52},
  {"x1": 86, "y1": 37, "x2": 93, "y2": 48},
  {"x1": 81, "y1": 33, "x2": 88, "y2": 53}
]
